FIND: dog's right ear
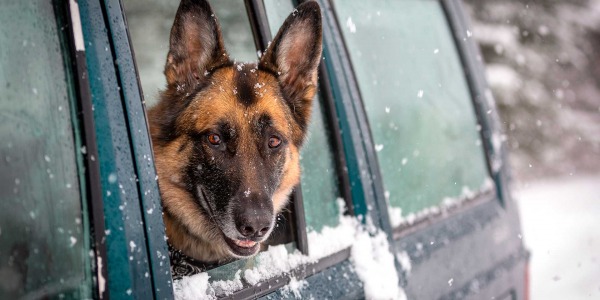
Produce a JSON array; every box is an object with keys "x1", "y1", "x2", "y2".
[{"x1": 164, "y1": 0, "x2": 228, "y2": 89}]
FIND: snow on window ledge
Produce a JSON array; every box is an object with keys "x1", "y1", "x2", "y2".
[
  {"x1": 389, "y1": 177, "x2": 495, "y2": 229},
  {"x1": 172, "y1": 198, "x2": 407, "y2": 300}
]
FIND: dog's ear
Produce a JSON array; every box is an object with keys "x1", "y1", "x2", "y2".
[
  {"x1": 164, "y1": 0, "x2": 229, "y2": 88},
  {"x1": 259, "y1": 1, "x2": 323, "y2": 132}
]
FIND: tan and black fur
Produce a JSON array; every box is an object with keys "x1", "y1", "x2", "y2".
[{"x1": 149, "y1": 0, "x2": 322, "y2": 262}]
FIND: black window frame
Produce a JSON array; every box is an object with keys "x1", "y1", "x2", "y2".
[{"x1": 62, "y1": 1, "x2": 108, "y2": 298}]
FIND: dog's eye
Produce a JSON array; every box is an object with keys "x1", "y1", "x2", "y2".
[
  {"x1": 207, "y1": 133, "x2": 221, "y2": 145},
  {"x1": 268, "y1": 136, "x2": 282, "y2": 148}
]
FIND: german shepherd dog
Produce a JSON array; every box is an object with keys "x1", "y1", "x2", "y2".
[{"x1": 148, "y1": 0, "x2": 322, "y2": 263}]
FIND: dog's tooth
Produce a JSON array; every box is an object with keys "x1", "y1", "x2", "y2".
[{"x1": 234, "y1": 240, "x2": 257, "y2": 248}]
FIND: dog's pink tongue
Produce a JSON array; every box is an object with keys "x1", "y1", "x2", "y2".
[{"x1": 234, "y1": 240, "x2": 257, "y2": 248}]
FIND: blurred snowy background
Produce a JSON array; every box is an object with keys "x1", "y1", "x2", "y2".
[
  {"x1": 464, "y1": 0, "x2": 600, "y2": 299},
  {"x1": 464, "y1": 0, "x2": 600, "y2": 179}
]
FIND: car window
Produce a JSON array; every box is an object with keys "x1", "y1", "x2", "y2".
[
  {"x1": 333, "y1": 0, "x2": 491, "y2": 227},
  {"x1": 125, "y1": 0, "x2": 350, "y2": 289},
  {"x1": 126, "y1": 0, "x2": 346, "y2": 244},
  {"x1": 264, "y1": 0, "x2": 344, "y2": 233},
  {"x1": 0, "y1": 1, "x2": 92, "y2": 298}
]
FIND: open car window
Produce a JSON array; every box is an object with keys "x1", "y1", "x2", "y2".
[{"x1": 123, "y1": 0, "x2": 352, "y2": 294}]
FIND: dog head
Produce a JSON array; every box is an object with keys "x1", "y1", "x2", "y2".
[{"x1": 148, "y1": 0, "x2": 322, "y2": 261}]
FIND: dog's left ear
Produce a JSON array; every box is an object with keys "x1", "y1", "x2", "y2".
[{"x1": 259, "y1": 1, "x2": 322, "y2": 131}]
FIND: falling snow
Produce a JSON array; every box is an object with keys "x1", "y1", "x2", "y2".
[{"x1": 346, "y1": 17, "x2": 356, "y2": 33}]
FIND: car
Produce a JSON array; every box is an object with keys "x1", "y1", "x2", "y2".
[{"x1": 0, "y1": 0, "x2": 528, "y2": 299}]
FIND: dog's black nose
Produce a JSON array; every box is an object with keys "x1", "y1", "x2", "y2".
[
  {"x1": 235, "y1": 209, "x2": 272, "y2": 238},
  {"x1": 234, "y1": 191, "x2": 273, "y2": 238},
  {"x1": 237, "y1": 222, "x2": 270, "y2": 238}
]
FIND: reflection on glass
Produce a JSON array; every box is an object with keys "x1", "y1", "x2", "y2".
[
  {"x1": 334, "y1": 0, "x2": 490, "y2": 217},
  {"x1": 0, "y1": 1, "x2": 91, "y2": 298}
]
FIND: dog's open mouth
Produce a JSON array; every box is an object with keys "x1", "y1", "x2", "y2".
[
  {"x1": 196, "y1": 186, "x2": 262, "y2": 257},
  {"x1": 222, "y1": 236, "x2": 260, "y2": 257}
]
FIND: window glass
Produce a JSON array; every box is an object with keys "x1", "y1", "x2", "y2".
[
  {"x1": 264, "y1": 0, "x2": 343, "y2": 232},
  {"x1": 124, "y1": 0, "x2": 257, "y2": 106},
  {"x1": 0, "y1": 1, "x2": 92, "y2": 298},
  {"x1": 333, "y1": 0, "x2": 490, "y2": 220}
]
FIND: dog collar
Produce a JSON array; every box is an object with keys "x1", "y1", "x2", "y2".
[{"x1": 168, "y1": 243, "x2": 220, "y2": 279}]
